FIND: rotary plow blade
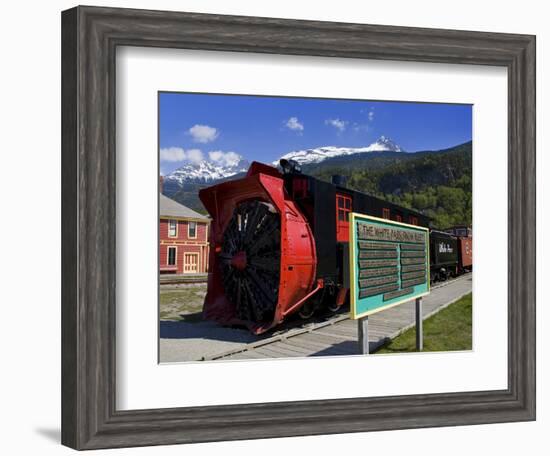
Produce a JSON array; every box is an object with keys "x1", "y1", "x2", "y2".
[
  {"x1": 199, "y1": 162, "x2": 318, "y2": 334},
  {"x1": 219, "y1": 200, "x2": 281, "y2": 324}
]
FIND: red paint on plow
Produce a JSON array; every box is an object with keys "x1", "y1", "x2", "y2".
[{"x1": 199, "y1": 162, "x2": 318, "y2": 334}]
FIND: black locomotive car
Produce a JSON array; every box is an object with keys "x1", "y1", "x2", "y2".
[
  {"x1": 429, "y1": 229, "x2": 459, "y2": 282},
  {"x1": 278, "y1": 160, "x2": 430, "y2": 315}
]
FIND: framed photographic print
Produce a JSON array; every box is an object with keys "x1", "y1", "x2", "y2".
[
  {"x1": 157, "y1": 93, "x2": 471, "y2": 363},
  {"x1": 61, "y1": 5, "x2": 535, "y2": 450}
]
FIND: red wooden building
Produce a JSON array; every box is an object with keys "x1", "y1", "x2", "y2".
[{"x1": 159, "y1": 194, "x2": 210, "y2": 275}]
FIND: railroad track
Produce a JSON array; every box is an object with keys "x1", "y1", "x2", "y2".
[
  {"x1": 160, "y1": 275, "x2": 208, "y2": 285},
  {"x1": 202, "y1": 272, "x2": 472, "y2": 361}
]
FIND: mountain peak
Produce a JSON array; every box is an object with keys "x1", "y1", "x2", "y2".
[
  {"x1": 163, "y1": 154, "x2": 249, "y2": 194},
  {"x1": 274, "y1": 136, "x2": 404, "y2": 166},
  {"x1": 373, "y1": 136, "x2": 403, "y2": 152}
]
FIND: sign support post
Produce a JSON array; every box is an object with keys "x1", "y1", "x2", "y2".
[
  {"x1": 349, "y1": 213, "x2": 431, "y2": 356},
  {"x1": 358, "y1": 316, "x2": 369, "y2": 355},
  {"x1": 415, "y1": 297, "x2": 423, "y2": 351}
]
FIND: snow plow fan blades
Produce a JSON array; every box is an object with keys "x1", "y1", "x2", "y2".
[
  {"x1": 219, "y1": 201, "x2": 281, "y2": 324},
  {"x1": 198, "y1": 162, "x2": 317, "y2": 334}
]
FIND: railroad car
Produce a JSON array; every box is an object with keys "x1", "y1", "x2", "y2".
[
  {"x1": 429, "y1": 230, "x2": 459, "y2": 282},
  {"x1": 199, "y1": 159, "x2": 430, "y2": 334},
  {"x1": 445, "y1": 226, "x2": 473, "y2": 273}
]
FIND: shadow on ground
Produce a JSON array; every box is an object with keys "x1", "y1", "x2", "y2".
[
  {"x1": 160, "y1": 308, "x2": 349, "y2": 343},
  {"x1": 160, "y1": 320, "x2": 259, "y2": 344}
]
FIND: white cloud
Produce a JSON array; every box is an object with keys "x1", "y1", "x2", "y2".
[
  {"x1": 160, "y1": 146, "x2": 245, "y2": 170},
  {"x1": 160, "y1": 147, "x2": 186, "y2": 162},
  {"x1": 188, "y1": 124, "x2": 219, "y2": 143},
  {"x1": 186, "y1": 148, "x2": 204, "y2": 164},
  {"x1": 160, "y1": 147, "x2": 204, "y2": 164},
  {"x1": 360, "y1": 107, "x2": 375, "y2": 122},
  {"x1": 285, "y1": 116, "x2": 304, "y2": 132},
  {"x1": 325, "y1": 118, "x2": 348, "y2": 132},
  {"x1": 208, "y1": 150, "x2": 242, "y2": 167}
]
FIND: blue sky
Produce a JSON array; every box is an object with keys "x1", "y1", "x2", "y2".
[{"x1": 159, "y1": 92, "x2": 472, "y2": 175}]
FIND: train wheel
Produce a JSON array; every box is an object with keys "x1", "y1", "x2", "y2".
[
  {"x1": 298, "y1": 301, "x2": 315, "y2": 319},
  {"x1": 326, "y1": 298, "x2": 339, "y2": 313},
  {"x1": 322, "y1": 286, "x2": 339, "y2": 313}
]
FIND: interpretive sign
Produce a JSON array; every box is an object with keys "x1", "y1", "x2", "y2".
[{"x1": 349, "y1": 213, "x2": 430, "y2": 319}]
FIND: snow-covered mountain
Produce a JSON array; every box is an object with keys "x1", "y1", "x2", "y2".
[
  {"x1": 274, "y1": 136, "x2": 404, "y2": 166},
  {"x1": 163, "y1": 156, "x2": 249, "y2": 195},
  {"x1": 162, "y1": 136, "x2": 403, "y2": 195}
]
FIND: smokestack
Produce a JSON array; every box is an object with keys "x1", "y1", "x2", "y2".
[{"x1": 159, "y1": 175, "x2": 164, "y2": 194}]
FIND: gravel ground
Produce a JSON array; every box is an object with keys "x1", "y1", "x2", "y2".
[
  {"x1": 159, "y1": 283, "x2": 207, "y2": 321},
  {"x1": 159, "y1": 282, "x2": 259, "y2": 362},
  {"x1": 160, "y1": 320, "x2": 258, "y2": 362}
]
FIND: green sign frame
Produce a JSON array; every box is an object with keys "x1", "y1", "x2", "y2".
[{"x1": 349, "y1": 213, "x2": 430, "y2": 319}]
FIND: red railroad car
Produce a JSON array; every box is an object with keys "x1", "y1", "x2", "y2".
[
  {"x1": 457, "y1": 237, "x2": 472, "y2": 272},
  {"x1": 445, "y1": 226, "x2": 472, "y2": 273}
]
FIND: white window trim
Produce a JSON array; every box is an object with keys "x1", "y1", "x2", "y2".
[
  {"x1": 188, "y1": 221, "x2": 197, "y2": 239},
  {"x1": 168, "y1": 219, "x2": 178, "y2": 238},
  {"x1": 167, "y1": 246, "x2": 177, "y2": 266}
]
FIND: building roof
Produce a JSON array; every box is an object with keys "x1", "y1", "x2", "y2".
[{"x1": 159, "y1": 194, "x2": 209, "y2": 220}]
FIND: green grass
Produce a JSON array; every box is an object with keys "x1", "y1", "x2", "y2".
[
  {"x1": 375, "y1": 293, "x2": 472, "y2": 354},
  {"x1": 159, "y1": 284, "x2": 207, "y2": 322}
]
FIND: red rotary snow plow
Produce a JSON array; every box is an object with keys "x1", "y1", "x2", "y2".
[{"x1": 198, "y1": 162, "x2": 318, "y2": 334}]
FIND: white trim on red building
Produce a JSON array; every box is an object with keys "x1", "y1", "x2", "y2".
[{"x1": 159, "y1": 194, "x2": 210, "y2": 275}]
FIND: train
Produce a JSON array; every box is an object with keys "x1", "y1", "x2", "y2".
[
  {"x1": 430, "y1": 227, "x2": 472, "y2": 281},
  {"x1": 198, "y1": 159, "x2": 472, "y2": 334}
]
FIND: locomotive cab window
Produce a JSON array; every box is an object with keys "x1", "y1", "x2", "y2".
[{"x1": 336, "y1": 193, "x2": 352, "y2": 242}]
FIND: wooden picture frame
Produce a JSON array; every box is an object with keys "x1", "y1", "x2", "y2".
[{"x1": 61, "y1": 5, "x2": 536, "y2": 450}]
